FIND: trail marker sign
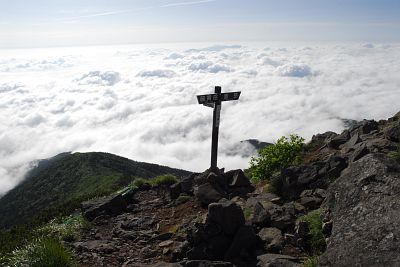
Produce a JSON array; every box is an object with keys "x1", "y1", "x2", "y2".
[{"x1": 197, "y1": 86, "x2": 241, "y2": 169}]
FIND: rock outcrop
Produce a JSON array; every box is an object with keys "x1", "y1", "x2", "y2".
[
  {"x1": 170, "y1": 169, "x2": 255, "y2": 206},
  {"x1": 183, "y1": 199, "x2": 259, "y2": 266},
  {"x1": 319, "y1": 154, "x2": 400, "y2": 266}
]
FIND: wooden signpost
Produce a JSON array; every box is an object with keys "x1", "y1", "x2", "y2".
[{"x1": 197, "y1": 86, "x2": 241, "y2": 169}]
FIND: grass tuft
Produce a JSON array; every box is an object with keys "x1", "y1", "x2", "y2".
[
  {"x1": 7, "y1": 238, "x2": 73, "y2": 267},
  {"x1": 302, "y1": 256, "x2": 319, "y2": 267},
  {"x1": 176, "y1": 194, "x2": 191, "y2": 205},
  {"x1": 151, "y1": 174, "x2": 178, "y2": 187},
  {"x1": 388, "y1": 145, "x2": 400, "y2": 163},
  {"x1": 298, "y1": 209, "x2": 326, "y2": 255},
  {"x1": 243, "y1": 208, "x2": 253, "y2": 220}
]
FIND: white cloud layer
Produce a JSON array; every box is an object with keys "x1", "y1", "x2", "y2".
[{"x1": 0, "y1": 42, "x2": 400, "y2": 196}]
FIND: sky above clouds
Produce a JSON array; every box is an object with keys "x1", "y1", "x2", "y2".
[{"x1": 1, "y1": 0, "x2": 400, "y2": 48}]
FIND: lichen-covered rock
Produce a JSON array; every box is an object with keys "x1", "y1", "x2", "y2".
[{"x1": 320, "y1": 154, "x2": 400, "y2": 266}]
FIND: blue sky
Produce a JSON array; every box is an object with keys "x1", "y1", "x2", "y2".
[{"x1": 1, "y1": 0, "x2": 400, "y2": 48}]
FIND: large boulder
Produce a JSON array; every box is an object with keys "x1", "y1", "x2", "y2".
[
  {"x1": 385, "y1": 123, "x2": 400, "y2": 142},
  {"x1": 207, "y1": 199, "x2": 245, "y2": 236},
  {"x1": 327, "y1": 130, "x2": 350, "y2": 149},
  {"x1": 186, "y1": 200, "x2": 260, "y2": 265},
  {"x1": 225, "y1": 225, "x2": 258, "y2": 263},
  {"x1": 194, "y1": 183, "x2": 226, "y2": 206},
  {"x1": 81, "y1": 194, "x2": 127, "y2": 221},
  {"x1": 280, "y1": 164, "x2": 321, "y2": 200},
  {"x1": 257, "y1": 227, "x2": 284, "y2": 252},
  {"x1": 319, "y1": 154, "x2": 400, "y2": 266},
  {"x1": 349, "y1": 120, "x2": 379, "y2": 135},
  {"x1": 178, "y1": 169, "x2": 254, "y2": 206},
  {"x1": 251, "y1": 200, "x2": 296, "y2": 230}
]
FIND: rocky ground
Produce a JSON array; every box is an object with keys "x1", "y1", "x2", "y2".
[{"x1": 71, "y1": 111, "x2": 400, "y2": 267}]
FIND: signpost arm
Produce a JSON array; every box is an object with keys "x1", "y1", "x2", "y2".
[{"x1": 210, "y1": 86, "x2": 221, "y2": 169}]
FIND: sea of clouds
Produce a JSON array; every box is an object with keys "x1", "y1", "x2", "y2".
[{"x1": 1, "y1": 42, "x2": 399, "y2": 196}]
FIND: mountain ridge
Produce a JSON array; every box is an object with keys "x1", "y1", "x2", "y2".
[{"x1": 0, "y1": 152, "x2": 191, "y2": 229}]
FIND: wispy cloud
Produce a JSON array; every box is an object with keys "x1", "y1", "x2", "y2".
[{"x1": 62, "y1": 0, "x2": 218, "y2": 21}]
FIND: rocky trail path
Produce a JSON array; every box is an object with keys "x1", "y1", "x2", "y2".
[{"x1": 74, "y1": 190, "x2": 206, "y2": 266}]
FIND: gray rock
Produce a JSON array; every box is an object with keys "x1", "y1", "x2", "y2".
[
  {"x1": 314, "y1": 188, "x2": 327, "y2": 199},
  {"x1": 327, "y1": 130, "x2": 350, "y2": 149},
  {"x1": 385, "y1": 123, "x2": 400, "y2": 142},
  {"x1": 280, "y1": 165, "x2": 320, "y2": 200},
  {"x1": 350, "y1": 144, "x2": 369, "y2": 163},
  {"x1": 225, "y1": 225, "x2": 258, "y2": 261},
  {"x1": 326, "y1": 156, "x2": 348, "y2": 179},
  {"x1": 320, "y1": 154, "x2": 400, "y2": 266},
  {"x1": 342, "y1": 132, "x2": 361, "y2": 150},
  {"x1": 181, "y1": 173, "x2": 196, "y2": 194},
  {"x1": 251, "y1": 201, "x2": 275, "y2": 227},
  {"x1": 82, "y1": 194, "x2": 127, "y2": 221},
  {"x1": 246, "y1": 194, "x2": 279, "y2": 209},
  {"x1": 170, "y1": 182, "x2": 182, "y2": 200},
  {"x1": 252, "y1": 200, "x2": 296, "y2": 230},
  {"x1": 311, "y1": 131, "x2": 337, "y2": 144},
  {"x1": 224, "y1": 169, "x2": 252, "y2": 188},
  {"x1": 299, "y1": 196, "x2": 323, "y2": 210},
  {"x1": 257, "y1": 254, "x2": 300, "y2": 267},
  {"x1": 257, "y1": 227, "x2": 284, "y2": 252},
  {"x1": 207, "y1": 200, "x2": 245, "y2": 236},
  {"x1": 350, "y1": 120, "x2": 379, "y2": 135},
  {"x1": 194, "y1": 183, "x2": 225, "y2": 206}
]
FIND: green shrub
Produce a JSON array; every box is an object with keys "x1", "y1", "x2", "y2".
[
  {"x1": 132, "y1": 177, "x2": 149, "y2": 188},
  {"x1": 298, "y1": 210, "x2": 326, "y2": 255},
  {"x1": 388, "y1": 145, "x2": 400, "y2": 163},
  {"x1": 8, "y1": 238, "x2": 73, "y2": 267},
  {"x1": 243, "y1": 208, "x2": 253, "y2": 221},
  {"x1": 302, "y1": 256, "x2": 319, "y2": 267},
  {"x1": 151, "y1": 174, "x2": 178, "y2": 186},
  {"x1": 176, "y1": 194, "x2": 191, "y2": 205},
  {"x1": 249, "y1": 134, "x2": 304, "y2": 182}
]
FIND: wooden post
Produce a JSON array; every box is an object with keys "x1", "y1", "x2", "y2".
[
  {"x1": 196, "y1": 87, "x2": 241, "y2": 169},
  {"x1": 211, "y1": 86, "x2": 221, "y2": 169}
]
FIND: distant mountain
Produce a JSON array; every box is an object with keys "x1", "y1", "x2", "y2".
[
  {"x1": 0, "y1": 152, "x2": 191, "y2": 229},
  {"x1": 224, "y1": 139, "x2": 272, "y2": 158},
  {"x1": 241, "y1": 139, "x2": 272, "y2": 151}
]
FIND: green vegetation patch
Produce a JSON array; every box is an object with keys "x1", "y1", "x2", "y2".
[
  {"x1": 151, "y1": 174, "x2": 178, "y2": 186},
  {"x1": 7, "y1": 238, "x2": 73, "y2": 267},
  {"x1": 176, "y1": 194, "x2": 191, "y2": 205},
  {"x1": 243, "y1": 208, "x2": 253, "y2": 221},
  {"x1": 0, "y1": 214, "x2": 90, "y2": 263},
  {"x1": 298, "y1": 210, "x2": 326, "y2": 255},
  {"x1": 388, "y1": 144, "x2": 400, "y2": 163},
  {"x1": 301, "y1": 256, "x2": 319, "y2": 267},
  {"x1": 249, "y1": 134, "x2": 304, "y2": 182},
  {"x1": 37, "y1": 214, "x2": 91, "y2": 242}
]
